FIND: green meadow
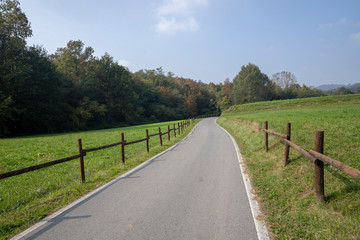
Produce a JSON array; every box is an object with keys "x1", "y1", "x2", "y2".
[
  {"x1": 0, "y1": 120, "x2": 198, "y2": 240},
  {"x1": 218, "y1": 94, "x2": 360, "y2": 239}
]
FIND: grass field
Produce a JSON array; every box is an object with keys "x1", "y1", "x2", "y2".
[
  {"x1": 0, "y1": 120, "x2": 198, "y2": 240},
  {"x1": 218, "y1": 94, "x2": 360, "y2": 239}
]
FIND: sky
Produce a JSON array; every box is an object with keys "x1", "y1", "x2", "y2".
[{"x1": 19, "y1": 0, "x2": 360, "y2": 87}]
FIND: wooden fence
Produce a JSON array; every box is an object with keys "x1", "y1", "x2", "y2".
[
  {"x1": 0, "y1": 120, "x2": 193, "y2": 183},
  {"x1": 263, "y1": 121, "x2": 360, "y2": 202}
]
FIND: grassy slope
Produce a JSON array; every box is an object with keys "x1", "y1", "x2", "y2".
[
  {"x1": 218, "y1": 94, "x2": 360, "y2": 239},
  {"x1": 0, "y1": 120, "x2": 198, "y2": 240}
]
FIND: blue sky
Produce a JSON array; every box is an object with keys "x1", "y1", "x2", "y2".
[{"x1": 20, "y1": 0, "x2": 360, "y2": 87}]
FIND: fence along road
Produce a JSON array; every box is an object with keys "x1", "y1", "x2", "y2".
[{"x1": 14, "y1": 118, "x2": 261, "y2": 240}]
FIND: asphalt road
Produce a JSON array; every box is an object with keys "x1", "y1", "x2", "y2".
[{"x1": 16, "y1": 118, "x2": 260, "y2": 240}]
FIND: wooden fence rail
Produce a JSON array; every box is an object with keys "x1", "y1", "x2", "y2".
[
  {"x1": 0, "y1": 120, "x2": 193, "y2": 183},
  {"x1": 263, "y1": 121, "x2": 360, "y2": 202},
  {"x1": 0, "y1": 154, "x2": 85, "y2": 180}
]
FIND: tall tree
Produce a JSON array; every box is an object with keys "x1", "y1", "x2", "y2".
[
  {"x1": 0, "y1": 0, "x2": 32, "y2": 136},
  {"x1": 233, "y1": 63, "x2": 272, "y2": 104},
  {"x1": 90, "y1": 53, "x2": 137, "y2": 124},
  {"x1": 0, "y1": 0, "x2": 32, "y2": 48},
  {"x1": 271, "y1": 71, "x2": 297, "y2": 89},
  {"x1": 51, "y1": 40, "x2": 95, "y2": 86},
  {"x1": 10, "y1": 46, "x2": 67, "y2": 134}
]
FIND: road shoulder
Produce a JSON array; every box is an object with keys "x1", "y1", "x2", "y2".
[{"x1": 216, "y1": 118, "x2": 271, "y2": 240}]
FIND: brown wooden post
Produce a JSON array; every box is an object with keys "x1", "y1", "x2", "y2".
[
  {"x1": 178, "y1": 123, "x2": 180, "y2": 135},
  {"x1": 173, "y1": 124, "x2": 176, "y2": 138},
  {"x1": 167, "y1": 125, "x2": 171, "y2": 141},
  {"x1": 78, "y1": 139, "x2": 85, "y2": 183},
  {"x1": 283, "y1": 122, "x2": 291, "y2": 166},
  {"x1": 158, "y1": 127, "x2": 163, "y2": 146},
  {"x1": 121, "y1": 132, "x2": 125, "y2": 164},
  {"x1": 146, "y1": 129, "x2": 149, "y2": 153},
  {"x1": 264, "y1": 121, "x2": 269, "y2": 152},
  {"x1": 314, "y1": 130, "x2": 325, "y2": 202}
]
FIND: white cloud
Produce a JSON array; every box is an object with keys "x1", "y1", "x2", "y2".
[
  {"x1": 155, "y1": 0, "x2": 207, "y2": 33},
  {"x1": 349, "y1": 32, "x2": 360, "y2": 43},
  {"x1": 118, "y1": 59, "x2": 131, "y2": 67},
  {"x1": 157, "y1": 16, "x2": 199, "y2": 33}
]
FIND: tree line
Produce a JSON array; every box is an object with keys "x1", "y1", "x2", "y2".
[{"x1": 0, "y1": 0, "x2": 344, "y2": 137}]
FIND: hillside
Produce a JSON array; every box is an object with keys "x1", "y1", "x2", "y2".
[
  {"x1": 218, "y1": 94, "x2": 360, "y2": 239},
  {"x1": 316, "y1": 83, "x2": 360, "y2": 91}
]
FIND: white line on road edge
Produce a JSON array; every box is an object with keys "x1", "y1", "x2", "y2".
[
  {"x1": 216, "y1": 118, "x2": 271, "y2": 240},
  {"x1": 11, "y1": 121, "x2": 201, "y2": 240}
]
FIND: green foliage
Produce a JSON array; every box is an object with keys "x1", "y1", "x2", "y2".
[
  {"x1": 0, "y1": 0, "x2": 32, "y2": 48},
  {"x1": 330, "y1": 86, "x2": 354, "y2": 95},
  {"x1": 233, "y1": 63, "x2": 273, "y2": 104},
  {"x1": 0, "y1": 0, "x2": 221, "y2": 137},
  {"x1": 0, "y1": 0, "x2": 329, "y2": 137},
  {"x1": 51, "y1": 40, "x2": 95, "y2": 86},
  {"x1": 219, "y1": 94, "x2": 360, "y2": 239}
]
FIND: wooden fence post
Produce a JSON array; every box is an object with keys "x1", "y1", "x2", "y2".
[
  {"x1": 121, "y1": 133, "x2": 125, "y2": 164},
  {"x1": 178, "y1": 123, "x2": 180, "y2": 135},
  {"x1": 146, "y1": 129, "x2": 149, "y2": 153},
  {"x1": 168, "y1": 125, "x2": 171, "y2": 141},
  {"x1": 314, "y1": 130, "x2": 325, "y2": 202},
  {"x1": 78, "y1": 139, "x2": 85, "y2": 183},
  {"x1": 158, "y1": 127, "x2": 163, "y2": 146},
  {"x1": 283, "y1": 122, "x2": 291, "y2": 166},
  {"x1": 173, "y1": 124, "x2": 176, "y2": 138},
  {"x1": 265, "y1": 121, "x2": 268, "y2": 152}
]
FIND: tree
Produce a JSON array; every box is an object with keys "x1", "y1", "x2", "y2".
[
  {"x1": 271, "y1": 71, "x2": 297, "y2": 89},
  {"x1": 90, "y1": 53, "x2": 137, "y2": 124},
  {"x1": 184, "y1": 94, "x2": 197, "y2": 116},
  {"x1": 51, "y1": 40, "x2": 95, "y2": 86},
  {"x1": 233, "y1": 63, "x2": 272, "y2": 104},
  {"x1": 0, "y1": 0, "x2": 33, "y2": 136},
  {"x1": 333, "y1": 87, "x2": 354, "y2": 95},
  {"x1": 355, "y1": 87, "x2": 360, "y2": 94},
  {"x1": 297, "y1": 84, "x2": 324, "y2": 98},
  {"x1": 0, "y1": 0, "x2": 32, "y2": 48},
  {"x1": 12, "y1": 46, "x2": 67, "y2": 134}
]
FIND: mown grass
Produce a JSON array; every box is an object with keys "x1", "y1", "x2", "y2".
[
  {"x1": 218, "y1": 94, "x2": 360, "y2": 239},
  {"x1": 0, "y1": 120, "x2": 198, "y2": 240}
]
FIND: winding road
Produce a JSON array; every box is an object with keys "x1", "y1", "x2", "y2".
[{"x1": 14, "y1": 118, "x2": 267, "y2": 240}]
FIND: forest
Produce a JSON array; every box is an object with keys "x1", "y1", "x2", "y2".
[{"x1": 0, "y1": 0, "x2": 346, "y2": 137}]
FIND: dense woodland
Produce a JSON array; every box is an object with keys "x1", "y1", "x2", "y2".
[{"x1": 1, "y1": 1, "x2": 356, "y2": 137}]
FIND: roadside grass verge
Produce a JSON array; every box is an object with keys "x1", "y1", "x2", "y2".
[
  {"x1": 0, "y1": 120, "x2": 199, "y2": 240},
  {"x1": 217, "y1": 94, "x2": 360, "y2": 239}
]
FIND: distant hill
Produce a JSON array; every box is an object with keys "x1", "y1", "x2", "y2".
[{"x1": 316, "y1": 83, "x2": 360, "y2": 92}]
